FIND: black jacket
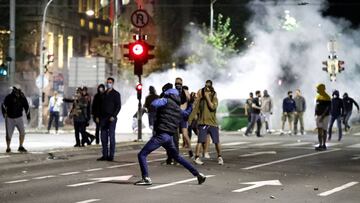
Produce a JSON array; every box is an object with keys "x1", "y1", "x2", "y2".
[
  {"x1": 2, "y1": 91, "x2": 30, "y2": 119},
  {"x1": 154, "y1": 93, "x2": 182, "y2": 135},
  {"x1": 101, "y1": 89, "x2": 121, "y2": 119},
  {"x1": 343, "y1": 97, "x2": 359, "y2": 113},
  {"x1": 330, "y1": 98, "x2": 343, "y2": 117},
  {"x1": 92, "y1": 92, "x2": 103, "y2": 118}
]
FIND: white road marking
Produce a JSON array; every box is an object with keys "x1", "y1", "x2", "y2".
[
  {"x1": 84, "y1": 168, "x2": 103, "y2": 172},
  {"x1": 351, "y1": 155, "x2": 360, "y2": 160},
  {"x1": 222, "y1": 142, "x2": 249, "y2": 146},
  {"x1": 5, "y1": 179, "x2": 29, "y2": 184},
  {"x1": 107, "y1": 163, "x2": 137, "y2": 169},
  {"x1": 353, "y1": 132, "x2": 360, "y2": 136},
  {"x1": 67, "y1": 175, "x2": 133, "y2": 187},
  {"x1": 232, "y1": 180, "x2": 282, "y2": 193},
  {"x1": 147, "y1": 175, "x2": 215, "y2": 190},
  {"x1": 60, "y1": 171, "x2": 81, "y2": 176},
  {"x1": 318, "y1": 182, "x2": 359, "y2": 196},
  {"x1": 32, "y1": 175, "x2": 56, "y2": 180},
  {"x1": 240, "y1": 151, "x2": 277, "y2": 157},
  {"x1": 282, "y1": 142, "x2": 312, "y2": 147},
  {"x1": 323, "y1": 143, "x2": 342, "y2": 147},
  {"x1": 75, "y1": 199, "x2": 101, "y2": 203},
  {"x1": 250, "y1": 142, "x2": 282, "y2": 147},
  {"x1": 243, "y1": 149, "x2": 341, "y2": 170},
  {"x1": 347, "y1": 144, "x2": 360, "y2": 148},
  {"x1": 0, "y1": 155, "x2": 10, "y2": 159}
]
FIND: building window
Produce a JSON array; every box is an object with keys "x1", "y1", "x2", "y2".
[
  {"x1": 47, "y1": 32, "x2": 54, "y2": 55},
  {"x1": 104, "y1": 26, "x2": 109, "y2": 34},
  {"x1": 80, "y1": 18, "x2": 86, "y2": 27},
  {"x1": 89, "y1": 21, "x2": 94, "y2": 30},
  {"x1": 95, "y1": 0, "x2": 100, "y2": 18},
  {"x1": 58, "y1": 35, "x2": 64, "y2": 68},
  {"x1": 97, "y1": 24, "x2": 102, "y2": 32},
  {"x1": 67, "y1": 36, "x2": 73, "y2": 68}
]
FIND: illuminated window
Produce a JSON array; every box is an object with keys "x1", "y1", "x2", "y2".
[
  {"x1": 95, "y1": 0, "x2": 100, "y2": 18},
  {"x1": 97, "y1": 24, "x2": 102, "y2": 32},
  {"x1": 102, "y1": 4, "x2": 109, "y2": 20},
  {"x1": 78, "y1": 0, "x2": 82, "y2": 12},
  {"x1": 58, "y1": 35, "x2": 64, "y2": 68},
  {"x1": 67, "y1": 36, "x2": 73, "y2": 68},
  {"x1": 87, "y1": 0, "x2": 93, "y2": 12},
  {"x1": 89, "y1": 21, "x2": 94, "y2": 30},
  {"x1": 104, "y1": 26, "x2": 109, "y2": 34},
  {"x1": 80, "y1": 18, "x2": 85, "y2": 27},
  {"x1": 47, "y1": 32, "x2": 54, "y2": 55}
]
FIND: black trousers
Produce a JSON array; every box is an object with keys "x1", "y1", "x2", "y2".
[
  {"x1": 74, "y1": 121, "x2": 89, "y2": 146},
  {"x1": 48, "y1": 111, "x2": 59, "y2": 131}
]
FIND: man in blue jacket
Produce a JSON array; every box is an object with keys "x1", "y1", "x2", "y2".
[
  {"x1": 281, "y1": 91, "x2": 296, "y2": 135},
  {"x1": 135, "y1": 83, "x2": 206, "y2": 186},
  {"x1": 328, "y1": 90, "x2": 343, "y2": 141}
]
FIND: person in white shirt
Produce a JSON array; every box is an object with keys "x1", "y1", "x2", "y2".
[{"x1": 47, "y1": 91, "x2": 63, "y2": 134}]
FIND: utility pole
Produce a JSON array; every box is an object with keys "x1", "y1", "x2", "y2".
[
  {"x1": 210, "y1": 0, "x2": 217, "y2": 36},
  {"x1": 112, "y1": 0, "x2": 120, "y2": 77},
  {"x1": 38, "y1": 0, "x2": 54, "y2": 129},
  {"x1": 9, "y1": 0, "x2": 16, "y2": 86}
]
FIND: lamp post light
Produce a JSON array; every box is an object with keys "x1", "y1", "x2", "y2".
[
  {"x1": 210, "y1": 0, "x2": 217, "y2": 36},
  {"x1": 38, "y1": 0, "x2": 54, "y2": 129}
]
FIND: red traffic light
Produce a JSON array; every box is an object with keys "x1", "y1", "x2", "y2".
[
  {"x1": 132, "y1": 44, "x2": 145, "y2": 56},
  {"x1": 136, "y1": 83, "x2": 143, "y2": 91}
]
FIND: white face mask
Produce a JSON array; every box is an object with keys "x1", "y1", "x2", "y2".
[
  {"x1": 106, "y1": 83, "x2": 113, "y2": 89},
  {"x1": 99, "y1": 87, "x2": 104, "y2": 92}
]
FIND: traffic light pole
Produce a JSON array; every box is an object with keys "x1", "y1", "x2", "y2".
[{"x1": 137, "y1": 75, "x2": 142, "y2": 141}]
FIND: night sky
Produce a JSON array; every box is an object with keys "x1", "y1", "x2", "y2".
[{"x1": 324, "y1": 0, "x2": 360, "y2": 27}]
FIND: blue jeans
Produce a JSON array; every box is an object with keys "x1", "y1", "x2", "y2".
[
  {"x1": 100, "y1": 118, "x2": 117, "y2": 159},
  {"x1": 138, "y1": 132, "x2": 199, "y2": 178},
  {"x1": 328, "y1": 115, "x2": 342, "y2": 141},
  {"x1": 245, "y1": 113, "x2": 262, "y2": 136}
]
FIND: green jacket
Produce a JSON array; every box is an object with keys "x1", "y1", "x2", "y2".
[{"x1": 194, "y1": 91, "x2": 218, "y2": 127}]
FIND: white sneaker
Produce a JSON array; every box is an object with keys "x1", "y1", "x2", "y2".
[
  {"x1": 194, "y1": 157, "x2": 204, "y2": 165},
  {"x1": 203, "y1": 152, "x2": 210, "y2": 159},
  {"x1": 218, "y1": 156, "x2": 224, "y2": 165}
]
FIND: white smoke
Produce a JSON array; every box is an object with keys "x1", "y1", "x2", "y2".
[{"x1": 117, "y1": 0, "x2": 360, "y2": 133}]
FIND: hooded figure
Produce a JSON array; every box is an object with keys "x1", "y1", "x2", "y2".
[
  {"x1": 92, "y1": 84, "x2": 105, "y2": 144},
  {"x1": 328, "y1": 90, "x2": 343, "y2": 141}
]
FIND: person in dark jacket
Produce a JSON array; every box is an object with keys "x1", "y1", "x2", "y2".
[
  {"x1": 92, "y1": 84, "x2": 105, "y2": 144},
  {"x1": 281, "y1": 91, "x2": 296, "y2": 135},
  {"x1": 1, "y1": 86, "x2": 30, "y2": 153},
  {"x1": 244, "y1": 90, "x2": 262, "y2": 137},
  {"x1": 143, "y1": 86, "x2": 159, "y2": 130},
  {"x1": 97, "y1": 77, "x2": 121, "y2": 161},
  {"x1": 134, "y1": 86, "x2": 206, "y2": 186},
  {"x1": 328, "y1": 90, "x2": 344, "y2": 141},
  {"x1": 342, "y1": 93, "x2": 359, "y2": 131}
]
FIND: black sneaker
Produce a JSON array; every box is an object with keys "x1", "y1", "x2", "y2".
[
  {"x1": 107, "y1": 157, "x2": 114, "y2": 162},
  {"x1": 322, "y1": 145, "x2": 327, "y2": 150},
  {"x1": 6, "y1": 148, "x2": 11, "y2": 153},
  {"x1": 18, "y1": 146, "x2": 27, "y2": 153},
  {"x1": 315, "y1": 145, "x2": 322, "y2": 151},
  {"x1": 134, "y1": 177, "x2": 152, "y2": 186},
  {"x1": 188, "y1": 150, "x2": 194, "y2": 159},
  {"x1": 197, "y1": 173, "x2": 206, "y2": 185},
  {"x1": 97, "y1": 157, "x2": 107, "y2": 161},
  {"x1": 74, "y1": 144, "x2": 80, "y2": 147}
]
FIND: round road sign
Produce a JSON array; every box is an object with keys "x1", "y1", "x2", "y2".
[{"x1": 131, "y1": 9, "x2": 150, "y2": 28}]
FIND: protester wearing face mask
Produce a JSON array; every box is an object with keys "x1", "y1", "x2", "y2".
[
  {"x1": 92, "y1": 84, "x2": 105, "y2": 144},
  {"x1": 281, "y1": 91, "x2": 296, "y2": 135},
  {"x1": 342, "y1": 93, "x2": 359, "y2": 132},
  {"x1": 97, "y1": 77, "x2": 121, "y2": 161},
  {"x1": 328, "y1": 90, "x2": 344, "y2": 141},
  {"x1": 2, "y1": 86, "x2": 31, "y2": 153}
]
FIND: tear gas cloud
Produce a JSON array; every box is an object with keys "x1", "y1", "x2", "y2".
[{"x1": 117, "y1": 0, "x2": 360, "y2": 132}]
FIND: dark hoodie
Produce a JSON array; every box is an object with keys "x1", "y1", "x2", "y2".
[
  {"x1": 330, "y1": 90, "x2": 343, "y2": 117},
  {"x1": 152, "y1": 89, "x2": 192, "y2": 135},
  {"x1": 343, "y1": 93, "x2": 359, "y2": 113},
  {"x1": 92, "y1": 84, "x2": 105, "y2": 120},
  {"x1": 2, "y1": 88, "x2": 30, "y2": 119}
]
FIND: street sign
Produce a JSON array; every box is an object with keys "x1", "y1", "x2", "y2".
[
  {"x1": 35, "y1": 75, "x2": 49, "y2": 89},
  {"x1": 131, "y1": 9, "x2": 149, "y2": 28}
]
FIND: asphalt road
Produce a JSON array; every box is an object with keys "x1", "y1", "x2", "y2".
[{"x1": 1, "y1": 132, "x2": 360, "y2": 203}]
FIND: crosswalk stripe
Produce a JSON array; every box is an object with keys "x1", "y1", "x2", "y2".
[
  {"x1": 250, "y1": 142, "x2": 282, "y2": 147},
  {"x1": 222, "y1": 142, "x2": 249, "y2": 146},
  {"x1": 347, "y1": 144, "x2": 360, "y2": 148},
  {"x1": 282, "y1": 142, "x2": 312, "y2": 147},
  {"x1": 318, "y1": 182, "x2": 358, "y2": 196}
]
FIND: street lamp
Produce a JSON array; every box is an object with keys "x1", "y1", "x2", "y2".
[
  {"x1": 38, "y1": 0, "x2": 54, "y2": 129},
  {"x1": 210, "y1": 0, "x2": 217, "y2": 36}
]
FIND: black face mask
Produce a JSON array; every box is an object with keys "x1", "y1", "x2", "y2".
[
  {"x1": 175, "y1": 83, "x2": 182, "y2": 92},
  {"x1": 289, "y1": 95, "x2": 293, "y2": 99}
]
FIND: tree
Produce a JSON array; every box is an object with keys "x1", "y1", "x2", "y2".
[{"x1": 186, "y1": 14, "x2": 239, "y2": 70}]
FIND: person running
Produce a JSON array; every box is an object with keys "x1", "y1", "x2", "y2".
[
  {"x1": 328, "y1": 90, "x2": 344, "y2": 141},
  {"x1": 193, "y1": 80, "x2": 223, "y2": 165},
  {"x1": 342, "y1": 93, "x2": 359, "y2": 132},
  {"x1": 1, "y1": 86, "x2": 30, "y2": 153},
  {"x1": 47, "y1": 91, "x2": 63, "y2": 134},
  {"x1": 244, "y1": 90, "x2": 262, "y2": 137},
  {"x1": 314, "y1": 84, "x2": 331, "y2": 151},
  {"x1": 261, "y1": 90, "x2": 273, "y2": 134},
  {"x1": 144, "y1": 86, "x2": 159, "y2": 130},
  {"x1": 92, "y1": 84, "x2": 105, "y2": 144},
  {"x1": 135, "y1": 85, "x2": 206, "y2": 186},
  {"x1": 293, "y1": 89, "x2": 306, "y2": 135},
  {"x1": 281, "y1": 91, "x2": 296, "y2": 135}
]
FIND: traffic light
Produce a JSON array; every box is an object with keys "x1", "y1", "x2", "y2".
[
  {"x1": 0, "y1": 64, "x2": 8, "y2": 77},
  {"x1": 136, "y1": 83, "x2": 142, "y2": 100},
  {"x1": 322, "y1": 61, "x2": 328, "y2": 71},
  {"x1": 338, "y1": 60, "x2": 345, "y2": 72}
]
